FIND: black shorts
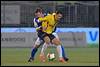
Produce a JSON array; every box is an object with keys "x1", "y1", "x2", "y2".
[{"x1": 37, "y1": 30, "x2": 55, "y2": 42}]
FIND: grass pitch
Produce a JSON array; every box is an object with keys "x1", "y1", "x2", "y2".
[{"x1": 1, "y1": 47, "x2": 99, "y2": 66}]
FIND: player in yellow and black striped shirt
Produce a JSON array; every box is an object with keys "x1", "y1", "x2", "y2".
[{"x1": 38, "y1": 11, "x2": 68, "y2": 62}]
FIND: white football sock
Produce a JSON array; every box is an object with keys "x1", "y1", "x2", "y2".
[
  {"x1": 40, "y1": 43, "x2": 48, "y2": 55},
  {"x1": 57, "y1": 45, "x2": 63, "y2": 58}
]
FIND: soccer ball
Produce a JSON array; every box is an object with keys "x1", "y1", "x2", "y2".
[{"x1": 47, "y1": 53, "x2": 55, "y2": 61}]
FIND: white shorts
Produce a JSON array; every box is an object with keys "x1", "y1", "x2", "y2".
[{"x1": 35, "y1": 32, "x2": 59, "y2": 45}]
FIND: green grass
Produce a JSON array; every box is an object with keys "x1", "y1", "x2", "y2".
[{"x1": 1, "y1": 47, "x2": 99, "y2": 66}]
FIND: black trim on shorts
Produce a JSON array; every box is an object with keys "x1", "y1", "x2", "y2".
[
  {"x1": 37, "y1": 30, "x2": 47, "y2": 41},
  {"x1": 48, "y1": 34, "x2": 55, "y2": 41},
  {"x1": 37, "y1": 30, "x2": 56, "y2": 42}
]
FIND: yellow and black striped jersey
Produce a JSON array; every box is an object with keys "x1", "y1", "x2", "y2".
[{"x1": 38, "y1": 13, "x2": 58, "y2": 34}]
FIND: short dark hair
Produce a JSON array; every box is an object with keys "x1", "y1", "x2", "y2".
[
  {"x1": 56, "y1": 10, "x2": 63, "y2": 15},
  {"x1": 34, "y1": 7, "x2": 43, "y2": 13}
]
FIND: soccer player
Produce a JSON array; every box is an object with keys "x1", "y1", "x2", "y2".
[
  {"x1": 28, "y1": 8, "x2": 45, "y2": 62},
  {"x1": 28, "y1": 8, "x2": 58, "y2": 62},
  {"x1": 38, "y1": 11, "x2": 69, "y2": 62}
]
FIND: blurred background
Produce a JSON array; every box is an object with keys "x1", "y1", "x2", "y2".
[
  {"x1": 1, "y1": 1, "x2": 99, "y2": 27},
  {"x1": 1, "y1": 1, "x2": 99, "y2": 47}
]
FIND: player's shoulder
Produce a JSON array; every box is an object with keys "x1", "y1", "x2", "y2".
[
  {"x1": 44, "y1": 13, "x2": 51, "y2": 16},
  {"x1": 46, "y1": 14, "x2": 52, "y2": 17},
  {"x1": 43, "y1": 14, "x2": 52, "y2": 20},
  {"x1": 52, "y1": 13, "x2": 56, "y2": 15},
  {"x1": 49, "y1": 13, "x2": 56, "y2": 16},
  {"x1": 46, "y1": 13, "x2": 54, "y2": 18}
]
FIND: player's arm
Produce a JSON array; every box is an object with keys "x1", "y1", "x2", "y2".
[{"x1": 42, "y1": 21, "x2": 48, "y2": 31}]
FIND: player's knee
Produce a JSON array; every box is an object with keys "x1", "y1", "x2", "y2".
[
  {"x1": 55, "y1": 41, "x2": 61, "y2": 45},
  {"x1": 45, "y1": 41, "x2": 50, "y2": 44},
  {"x1": 52, "y1": 38, "x2": 61, "y2": 45},
  {"x1": 44, "y1": 36, "x2": 50, "y2": 44},
  {"x1": 36, "y1": 45, "x2": 40, "y2": 48},
  {"x1": 34, "y1": 45, "x2": 40, "y2": 48},
  {"x1": 44, "y1": 40, "x2": 50, "y2": 44}
]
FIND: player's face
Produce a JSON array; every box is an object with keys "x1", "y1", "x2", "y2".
[
  {"x1": 56, "y1": 14, "x2": 62, "y2": 21},
  {"x1": 35, "y1": 12, "x2": 43, "y2": 17}
]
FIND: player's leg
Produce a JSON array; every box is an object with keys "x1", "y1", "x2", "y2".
[
  {"x1": 52, "y1": 32, "x2": 68, "y2": 61},
  {"x1": 37, "y1": 30, "x2": 51, "y2": 62},
  {"x1": 52, "y1": 33, "x2": 69, "y2": 61},
  {"x1": 50, "y1": 35, "x2": 66, "y2": 62},
  {"x1": 28, "y1": 38, "x2": 44, "y2": 62},
  {"x1": 39, "y1": 42, "x2": 48, "y2": 62},
  {"x1": 54, "y1": 40, "x2": 65, "y2": 62},
  {"x1": 40, "y1": 33, "x2": 57, "y2": 57},
  {"x1": 40, "y1": 43, "x2": 48, "y2": 56},
  {"x1": 61, "y1": 45, "x2": 69, "y2": 61},
  {"x1": 39, "y1": 34, "x2": 55, "y2": 62}
]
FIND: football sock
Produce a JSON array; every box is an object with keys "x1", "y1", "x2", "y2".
[
  {"x1": 57, "y1": 45, "x2": 63, "y2": 58},
  {"x1": 40, "y1": 43, "x2": 48, "y2": 55},
  {"x1": 61, "y1": 45, "x2": 68, "y2": 58},
  {"x1": 31, "y1": 47, "x2": 38, "y2": 58}
]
